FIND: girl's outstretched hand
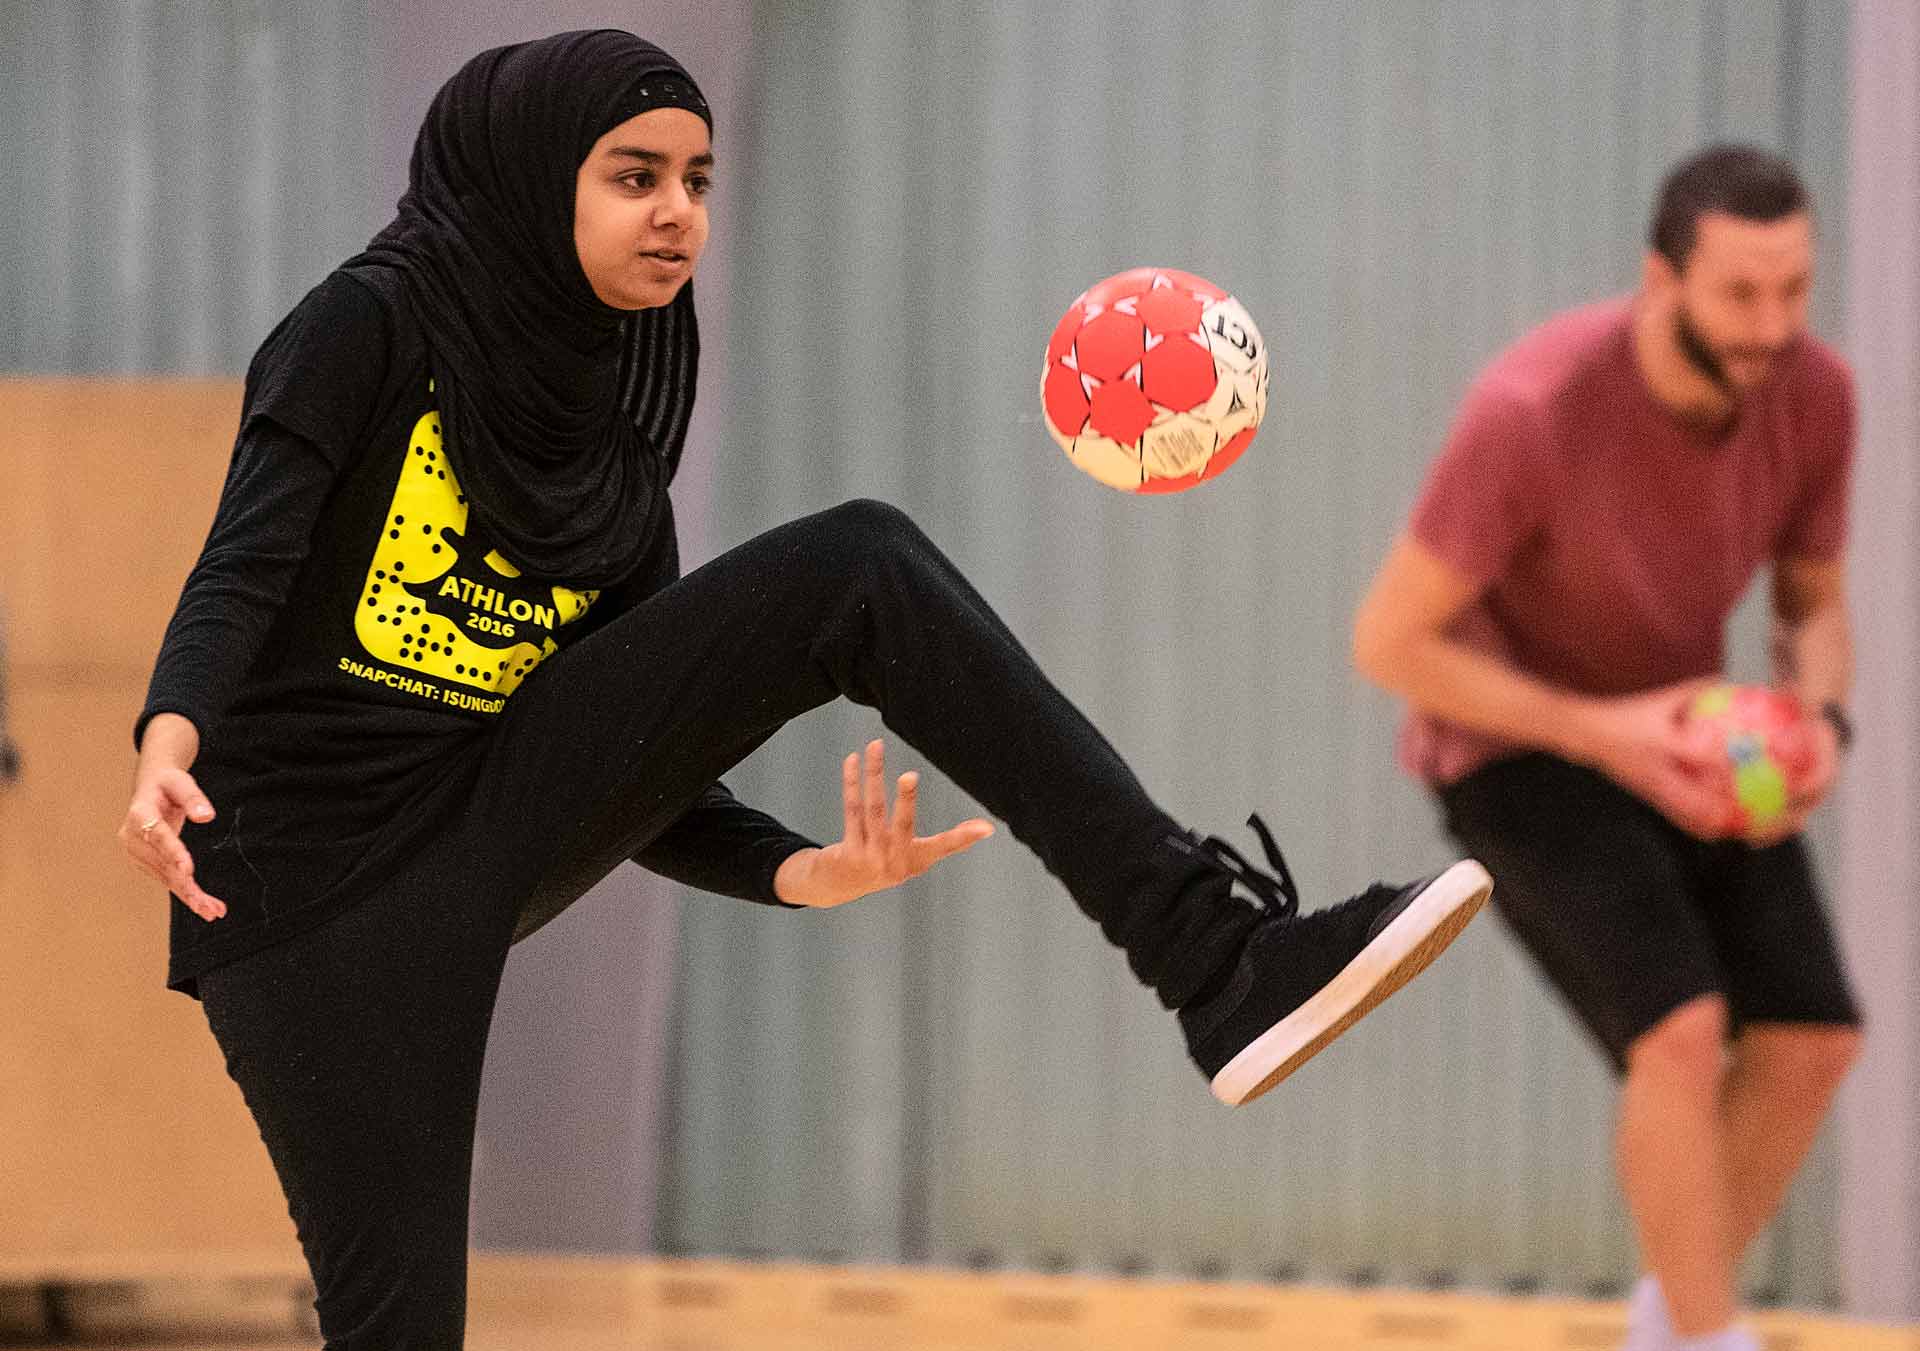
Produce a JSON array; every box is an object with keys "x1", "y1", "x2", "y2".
[
  {"x1": 119, "y1": 712, "x2": 226, "y2": 921},
  {"x1": 773, "y1": 739, "x2": 993, "y2": 908}
]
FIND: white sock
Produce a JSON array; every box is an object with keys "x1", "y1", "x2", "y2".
[
  {"x1": 1623, "y1": 1275, "x2": 1672, "y2": 1351},
  {"x1": 1673, "y1": 1325, "x2": 1759, "y2": 1351},
  {"x1": 1630, "y1": 1274, "x2": 1671, "y2": 1329}
]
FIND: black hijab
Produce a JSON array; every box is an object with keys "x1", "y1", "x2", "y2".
[{"x1": 342, "y1": 30, "x2": 711, "y2": 588}]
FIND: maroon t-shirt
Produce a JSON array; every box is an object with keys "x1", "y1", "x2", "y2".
[{"x1": 1400, "y1": 297, "x2": 1854, "y2": 785}]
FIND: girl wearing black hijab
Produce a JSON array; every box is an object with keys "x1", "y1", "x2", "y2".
[{"x1": 121, "y1": 31, "x2": 1489, "y2": 1348}]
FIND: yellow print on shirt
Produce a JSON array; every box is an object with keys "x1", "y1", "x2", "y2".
[{"x1": 353, "y1": 409, "x2": 597, "y2": 701}]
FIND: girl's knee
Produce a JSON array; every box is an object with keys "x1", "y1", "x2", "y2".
[
  {"x1": 811, "y1": 500, "x2": 952, "y2": 592},
  {"x1": 826, "y1": 497, "x2": 923, "y2": 550}
]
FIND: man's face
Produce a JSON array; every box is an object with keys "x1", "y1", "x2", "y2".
[{"x1": 1657, "y1": 210, "x2": 1814, "y2": 396}]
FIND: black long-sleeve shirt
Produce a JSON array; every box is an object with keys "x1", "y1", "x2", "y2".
[{"x1": 144, "y1": 272, "x2": 812, "y2": 991}]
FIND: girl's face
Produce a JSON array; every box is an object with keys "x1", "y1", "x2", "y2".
[{"x1": 573, "y1": 107, "x2": 712, "y2": 310}]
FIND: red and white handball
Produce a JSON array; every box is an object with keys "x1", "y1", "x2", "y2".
[{"x1": 1040, "y1": 267, "x2": 1268, "y2": 494}]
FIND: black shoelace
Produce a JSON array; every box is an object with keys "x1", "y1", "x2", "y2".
[{"x1": 1169, "y1": 812, "x2": 1301, "y2": 921}]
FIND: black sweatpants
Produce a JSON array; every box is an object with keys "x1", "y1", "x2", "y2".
[{"x1": 198, "y1": 499, "x2": 1257, "y2": 1349}]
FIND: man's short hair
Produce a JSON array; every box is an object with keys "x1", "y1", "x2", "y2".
[{"x1": 1650, "y1": 144, "x2": 1810, "y2": 268}]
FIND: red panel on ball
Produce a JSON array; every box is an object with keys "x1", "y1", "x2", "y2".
[
  {"x1": 1135, "y1": 286, "x2": 1204, "y2": 336},
  {"x1": 1136, "y1": 469, "x2": 1200, "y2": 494},
  {"x1": 1204, "y1": 425, "x2": 1257, "y2": 479},
  {"x1": 1140, "y1": 335, "x2": 1217, "y2": 412},
  {"x1": 1046, "y1": 305, "x2": 1084, "y2": 367},
  {"x1": 1087, "y1": 380, "x2": 1154, "y2": 446},
  {"x1": 1042, "y1": 363, "x2": 1090, "y2": 436},
  {"x1": 1085, "y1": 267, "x2": 1159, "y2": 308},
  {"x1": 1160, "y1": 268, "x2": 1227, "y2": 302},
  {"x1": 1073, "y1": 310, "x2": 1147, "y2": 381}
]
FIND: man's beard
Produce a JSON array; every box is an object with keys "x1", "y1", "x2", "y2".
[
  {"x1": 1674, "y1": 300, "x2": 1787, "y2": 399},
  {"x1": 1673, "y1": 302, "x2": 1733, "y2": 393}
]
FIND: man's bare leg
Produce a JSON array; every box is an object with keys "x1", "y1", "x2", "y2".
[
  {"x1": 1616, "y1": 997, "x2": 1739, "y2": 1339},
  {"x1": 1719, "y1": 1022, "x2": 1861, "y2": 1252}
]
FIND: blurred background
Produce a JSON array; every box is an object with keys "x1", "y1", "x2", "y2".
[{"x1": 3, "y1": 0, "x2": 1915, "y2": 1342}]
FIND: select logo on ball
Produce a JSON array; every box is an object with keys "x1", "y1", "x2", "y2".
[{"x1": 1041, "y1": 267, "x2": 1269, "y2": 494}]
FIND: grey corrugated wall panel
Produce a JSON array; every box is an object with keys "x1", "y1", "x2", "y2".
[
  {"x1": 660, "y1": 0, "x2": 1856, "y2": 1303},
  {"x1": 3, "y1": 0, "x2": 376, "y2": 375}
]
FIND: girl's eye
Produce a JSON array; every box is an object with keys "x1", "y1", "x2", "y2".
[
  {"x1": 620, "y1": 172, "x2": 656, "y2": 192},
  {"x1": 687, "y1": 175, "x2": 714, "y2": 198}
]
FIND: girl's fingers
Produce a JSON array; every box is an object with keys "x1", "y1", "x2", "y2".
[
  {"x1": 889, "y1": 772, "x2": 918, "y2": 868},
  {"x1": 123, "y1": 800, "x2": 226, "y2": 919},
  {"x1": 863, "y1": 740, "x2": 887, "y2": 844},
  {"x1": 164, "y1": 830, "x2": 195, "y2": 881},
  {"x1": 835, "y1": 744, "x2": 987, "y2": 889},
  {"x1": 841, "y1": 753, "x2": 863, "y2": 847},
  {"x1": 156, "y1": 769, "x2": 215, "y2": 820},
  {"x1": 913, "y1": 819, "x2": 995, "y2": 869},
  {"x1": 124, "y1": 809, "x2": 170, "y2": 865},
  {"x1": 163, "y1": 848, "x2": 226, "y2": 920},
  {"x1": 173, "y1": 886, "x2": 224, "y2": 921}
]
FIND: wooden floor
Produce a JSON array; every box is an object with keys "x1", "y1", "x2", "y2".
[{"x1": 9, "y1": 1253, "x2": 1918, "y2": 1350}]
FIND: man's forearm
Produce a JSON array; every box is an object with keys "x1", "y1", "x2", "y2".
[
  {"x1": 1356, "y1": 632, "x2": 1605, "y2": 764},
  {"x1": 1771, "y1": 601, "x2": 1852, "y2": 711}
]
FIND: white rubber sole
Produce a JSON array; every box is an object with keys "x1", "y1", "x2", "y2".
[{"x1": 1210, "y1": 859, "x2": 1494, "y2": 1107}]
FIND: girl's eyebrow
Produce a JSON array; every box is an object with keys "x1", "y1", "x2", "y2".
[{"x1": 606, "y1": 147, "x2": 715, "y2": 169}]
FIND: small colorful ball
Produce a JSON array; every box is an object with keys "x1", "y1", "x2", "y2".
[{"x1": 1686, "y1": 683, "x2": 1814, "y2": 840}]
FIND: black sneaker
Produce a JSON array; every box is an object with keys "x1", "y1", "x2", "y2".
[{"x1": 1172, "y1": 815, "x2": 1492, "y2": 1106}]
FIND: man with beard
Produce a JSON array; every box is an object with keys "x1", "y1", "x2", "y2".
[{"x1": 1352, "y1": 145, "x2": 1861, "y2": 1351}]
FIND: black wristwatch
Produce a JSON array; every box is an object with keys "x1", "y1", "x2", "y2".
[{"x1": 1819, "y1": 700, "x2": 1854, "y2": 752}]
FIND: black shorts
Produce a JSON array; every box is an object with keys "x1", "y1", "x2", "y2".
[{"x1": 1439, "y1": 753, "x2": 1859, "y2": 1071}]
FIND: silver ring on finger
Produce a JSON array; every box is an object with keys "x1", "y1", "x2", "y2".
[{"x1": 139, "y1": 817, "x2": 161, "y2": 842}]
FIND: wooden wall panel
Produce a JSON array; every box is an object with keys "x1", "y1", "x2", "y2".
[
  {"x1": 0, "y1": 378, "x2": 240, "y2": 672},
  {"x1": 0, "y1": 378, "x2": 298, "y2": 1272}
]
